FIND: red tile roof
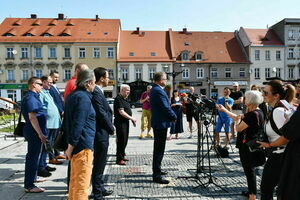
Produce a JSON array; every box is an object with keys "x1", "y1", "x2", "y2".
[
  {"x1": 0, "y1": 17, "x2": 120, "y2": 43},
  {"x1": 170, "y1": 30, "x2": 248, "y2": 63},
  {"x1": 243, "y1": 28, "x2": 283, "y2": 46},
  {"x1": 118, "y1": 30, "x2": 172, "y2": 62}
]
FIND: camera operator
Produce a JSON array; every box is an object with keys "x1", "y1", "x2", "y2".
[
  {"x1": 184, "y1": 87, "x2": 200, "y2": 138},
  {"x1": 215, "y1": 87, "x2": 234, "y2": 147}
]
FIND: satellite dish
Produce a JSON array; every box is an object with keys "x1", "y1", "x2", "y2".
[{"x1": 12, "y1": 50, "x2": 18, "y2": 55}]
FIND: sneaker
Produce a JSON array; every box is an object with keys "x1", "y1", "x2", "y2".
[
  {"x1": 146, "y1": 133, "x2": 153, "y2": 138},
  {"x1": 139, "y1": 134, "x2": 144, "y2": 139}
]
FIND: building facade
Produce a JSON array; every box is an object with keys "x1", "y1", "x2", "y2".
[
  {"x1": 0, "y1": 14, "x2": 120, "y2": 101},
  {"x1": 271, "y1": 18, "x2": 300, "y2": 81},
  {"x1": 237, "y1": 28, "x2": 285, "y2": 87}
]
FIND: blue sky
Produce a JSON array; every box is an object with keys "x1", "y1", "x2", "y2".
[{"x1": 0, "y1": 0, "x2": 299, "y2": 31}]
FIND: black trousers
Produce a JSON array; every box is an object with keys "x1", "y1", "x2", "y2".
[
  {"x1": 239, "y1": 147, "x2": 257, "y2": 195},
  {"x1": 48, "y1": 128, "x2": 60, "y2": 159},
  {"x1": 152, "y1": 128, "x2": 167, "y2": 179},
  {"x1": 261, "y1": 152, "x2": 284, "y2": 200},
  {"x1": 92, "y1": 131, "x2": 109, "y2": 199},
  {"x1": 116, "y1": 121, "x2": 129, "y2": 162}
]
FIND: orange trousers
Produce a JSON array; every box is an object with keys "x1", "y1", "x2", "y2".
[{"x1": 68, "y1": 149, "x2": 93, "y2": 200}]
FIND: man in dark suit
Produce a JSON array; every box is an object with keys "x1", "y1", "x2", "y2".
[
  {"x1": 91, "y1": 67, "x2": 114, "y2": 199},
  {"x1": 49, "y1": 71, "x2": 64, "y2": 115},
  {"x1": 150, "y1": 72, "x2": 177, "y2": 184}
]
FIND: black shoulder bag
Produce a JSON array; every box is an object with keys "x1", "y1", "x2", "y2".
[
  {"x1": 13, "y1": 109, "x2": 25, "y2": 137},
  {"x1": 53, "y1": 118, "x2": 68, "y2": 151}
]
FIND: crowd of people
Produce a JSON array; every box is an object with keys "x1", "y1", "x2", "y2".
[{"x1": 20, "y1": 62, "x2": 300, "y2": 199}]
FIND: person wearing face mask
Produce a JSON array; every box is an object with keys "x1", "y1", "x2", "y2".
[
  {"x1": 114, "y1": 84, "x2": 136, "y2": 165},
  {"x1": 64, "y1": 69, "x2": 96, "y2": 200},
  {"x1": 22, "y1": 77, "x2": 47, "y2": 193}
]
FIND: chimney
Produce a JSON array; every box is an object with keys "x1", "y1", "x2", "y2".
[
  {"x1": 136, "y1": 27, "x2": 140, "y2": 34},
  {"x1": 30, "y1": 14, "x2": 37, "y2": 19},
  {"x1": 183, "y1": 28, "x2": 187, "y2": 33},
  {"x1": 58, "y1": 13, "x2": 64, "y2": 20},
  {"x1": 96, "y1": 15, "x2": 99, "y2": 21}
]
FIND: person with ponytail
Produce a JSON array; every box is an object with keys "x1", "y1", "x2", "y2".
[{"x1": 258, "y1": 80, "x2": 295, "y2": 200}]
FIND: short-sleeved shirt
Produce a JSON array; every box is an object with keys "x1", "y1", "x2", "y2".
[
  {"x1": 64, "y1": 76, "x2": 76, "y2": 101},
  {"x1": 114, "y1": 94, "x2": 132, "y2": 123},
  {"x1": 39, "y1": 89, "x2": 61, "y2": 129},
  {"x1": 216, "y1": 96, "x2": 234, "y2": 120},
  {"x1": 230, "y1": 91, "x2": 243, "y2": 110},
  {"x1": 140, "y1": 92, "x2": 151, "y2": 110},
  {"x1": 236, "y1": 109, "x2": 264, "y2": 148},
  {"x1": 22, "y1": 90, "x2": 47, "y2": 136}
]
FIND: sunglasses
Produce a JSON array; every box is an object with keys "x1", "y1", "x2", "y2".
[{"x1": 35, "y1": 82, "x2": 43, "y2": 86}]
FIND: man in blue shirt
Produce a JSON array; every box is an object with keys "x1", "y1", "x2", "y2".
[{"x1": 215, "y1": 87, "x2": 234, "y2": 147}]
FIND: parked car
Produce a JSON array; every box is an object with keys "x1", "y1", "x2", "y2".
[{"x1": 106, "y1": 98, "x2": 114, "y2": 112}]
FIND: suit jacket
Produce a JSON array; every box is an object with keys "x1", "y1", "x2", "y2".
[
  {"x1": 92, "y1": 86, "x2": 114, "y2": 141},
  {"x1": 49, "y1": 85, "x2": 64, "y2": 114},
  {"x1": 150, "y1": 84, "x2": 177, "y2": 129}
]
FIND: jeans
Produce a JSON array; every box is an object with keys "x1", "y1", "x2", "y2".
[
  {"x1": 24, "y1": 130, "x2": 42, "y2": 189},
  {"x1": 38, "y1": 129, "x2": 49, "y2": 171}
]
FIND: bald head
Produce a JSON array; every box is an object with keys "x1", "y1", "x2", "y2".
[{"x1": 74, "y1": 63, "x2": 89, "y2": 77}]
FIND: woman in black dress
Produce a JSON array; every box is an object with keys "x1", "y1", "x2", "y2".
[{"x1": 167, "y1": 90, "x2": 183, "y2": 140}]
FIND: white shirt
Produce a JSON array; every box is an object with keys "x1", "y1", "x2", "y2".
[
  {"x1": 96, "y1": 85, "x2": 104, "y2": 93},
  {"x1": 266, "y1": 107, "x2": 286, "y2": 153}
]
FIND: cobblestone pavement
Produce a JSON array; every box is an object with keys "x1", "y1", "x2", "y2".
[{"x1": 0, "y1": 109, "x2": 265, "y2": 199}]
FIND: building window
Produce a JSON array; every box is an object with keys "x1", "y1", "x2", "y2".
[
  {"x1": 276, "y1": 68, "x2": 281, "y2": 78},
  {"x1": 64, "y1": 47, "x2": 71, "y2": 58},
  {"x1": 151, "y1": 52, "x2": 156, "y2": 56},
  {"x1": 276, "y1": 50, "x2": 281, "y2": 60},
  {"x1": 254, "y1": 68, "x2": 260, "y2": 79},
  {"x1": 35, "y1": 69, "x2": 43, "y2": 78},
  {"x1": 7, "y1": 69, "x2": 14, "y2": 80},
  {"x1": 35, "y1": 47, "x2": 42, "y2": 58},
  {"x1": 225, "y1": 68, "x2": 231, "y2": 78},
  {"x1": 265, "y1": 50, "x2": 270, "y2": 60},
  {"x1": 181, "y1": 52, "x2": 189, "y2": 61},
  {"x1": 288, "y1": 48, "x2": 294, "y2": 59},
  {"x1": 135, "y1": 68, "x2": 142, "y2": 80},
  {"x1": 255, "y1": 50, "x2": 260, "y2": 60},
  {"x1": 107, "y1": 47, "x2": 114, "y2": 58},
  {"x1": 196, "y1": 68, "x2": 204, "y2": 79},
  {"x1": 288, "y1": 30, "x2": 294, "y2": 39},
  {"x1": 265, "y1": 68, "x2": 270, "y2": 78},
  {"x1": 21, "y1": 69, "x2": 29, "y2": 80},
  {"x1": 108, "y1": 69, "x2": 114, "y2": 80},
  {"x1": 7, "y1": 90, "x2": 17, "y2": 102},
  {"x1": 239, "y1": 68, "x2": 245, "y2": 78},
  {"x1": 149, "y1": 68, "x2": 156, "y2": 80},
  {"x1": 182, "y1": 68, "x2": 189, "y2": 79},
  {"x1": 49, "y1": 47, "x2": 56, "y2": 58},
  {"x1": 195, "y1": 53, "x2": 202, "y2": 61},
  {"x1": 64, "y1": 69, "x2": 71, "y2": 80},
  {"x1": 211, "y1": 68, "x2": 218, "y2": 78},
  {"x1": 21, "y1": 47, "x2": 28, "y2": 59},
  {"x1": 129, "y1": 52, "x2": 134, "y2": 56},
  {"x1": 7, "y1": 48, "x2": 14, "y2": 59},
  {"x1": 121, "y1": 68, "x2": 128, "y2": 80},
  {"x1": 79, "y1": 48, "x2": 86, "y2": 58},
  {"x1": 288, "y1": 67, "x2": 294, "y2": 79},
  {"x1": 93, "y1": 48, "x2": 100, "y2": 58}
]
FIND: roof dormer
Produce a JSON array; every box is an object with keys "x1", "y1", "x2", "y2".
[
  {"x1": 59, "y1": 28, "x2": 71, "y2": 36},
  {"x1": 48, "y1": 19, "x2": 57, "y2": 26},
  {"x1": 181, "y1": 50, "x2": 189, "y2": 61}
]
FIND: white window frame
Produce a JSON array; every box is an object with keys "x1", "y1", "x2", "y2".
[
  {"x1": 288, "y1": 48, "x2": 294, "y2": 59},
  {"x1": 265, "y1": 50, "x2": 270, "y2": 60},
  {"x1": 93, "y1": 48, "x2": 100, "y2": 58},
  {"x1": 49, "y1": 47, "x2": 56, "y2": 58},
  {"x1": 121, "y1": 68, "x2": 128, "y2": 80},
  {"x1": 64, "y1": 69, "x2": 71, "y2": 80},
  {"x1": 265, "y1": 68, "x2": 270, "y2": 78},
  {"x1": 149, "y1": 68, "x2": 156, "y2": 80},
  {"x1": 239, "y1": 68, "x2": 245, "y2": 78},
  {"x1": 276, "y1": 50, "x2": 281, "y2": 60},
  {"x1": 7, "y1": 69, "x2": 14, "y2": 80},
  {"x1": 64, "y1": 47, "x2": 71, "y2": 58},
  {"x1": 78, "y1": 48, "x2": 86, "y2": 58},
  {"x1": 225, "y1": 68, "x2": 231, "y2": 78},
  {"x1": 182, "y1": 68, "x2": 190, "y2": 79},
  {"x1": 254, "y1": 68, "x2": 260, "y2": 79},
  {"x1": 182, "y1": 52, "x2": 189, "y2": 61},
  {"x1": 135, "y1": 68, "x2": 142, "y2": 80},
  {"x1": 7, "y1": 48, "x2": 14, "y2": 59},
  {"x1": 21, "y1": 69, "x2": 29, "y2": 80},
  {"x1": 288, "y1": 67, "x2": 294, "y2": 79},
  {"x1": 211, "y1": 68, "x2": 218, "y2": 78},
  {"x1": 35, "y1": 69, "x2": 43, "y2": 78},
  {"x1": 35, "y1": 47, "x2": 42, "y2": 58},
  {"x1": 195, "y1": 53, "x2": 202, "y2": 61},
  {"x1": 107, "y1": 47, "x2": 114, "y2": 58},
  {"x1": 276, "y1": 68, "x2": 281, "y2": 78},
  {"x1": 21, "y1": 47, "x2": 28, "y2": 59},
  {"x1": 196, "y1": 68, "x2": 204, "y2": 79},
  {"x1": 255, "y1": 50, "x2": 260, "y2": 60}
]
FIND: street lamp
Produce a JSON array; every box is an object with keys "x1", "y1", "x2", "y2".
[{"x1": 163, "y1": 64, "x2": 184, "y2": 91}]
